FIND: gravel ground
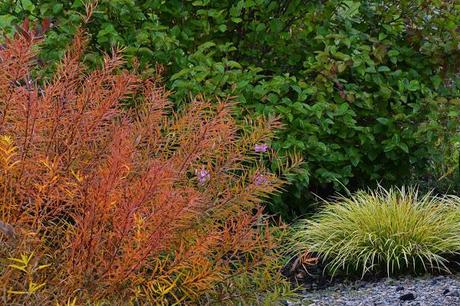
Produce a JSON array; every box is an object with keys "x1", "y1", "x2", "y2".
[{"x1": 285, "y1": 274, "x2": 460, "y2": 305}]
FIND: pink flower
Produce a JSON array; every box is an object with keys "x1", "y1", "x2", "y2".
[
  {"x1": 195, "y1": 168, "x2": 210, "y2": 185},
  {"x1": 254, "y1": 143, "x2": 269, "y2": 153},
  {"x1": 254, "y1": 173, "x2": 268, "y2": 186}
]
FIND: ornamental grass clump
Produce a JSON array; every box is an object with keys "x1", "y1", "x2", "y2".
[
  {"x1": 292, "y1": 187, "x2": 460, "y2": 277},
  {"x1": 0, "y1": 16, "x2": 300, "y2": 305}
]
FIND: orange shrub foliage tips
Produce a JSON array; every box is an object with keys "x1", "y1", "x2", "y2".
[{"x1": 0, "y1": 29, "x2": 295, "y2": 304}]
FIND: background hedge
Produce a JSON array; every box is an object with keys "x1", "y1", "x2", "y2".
[{"x1": 1, "y1": 0, "x2": 459, "y2": 217}]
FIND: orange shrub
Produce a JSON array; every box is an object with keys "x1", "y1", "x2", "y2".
[{"x1": 0, "y1": 22, "x2": 298, "y2": 305}]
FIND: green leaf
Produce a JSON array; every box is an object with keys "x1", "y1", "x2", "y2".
[
  {"x1": 377, "y1": 118, "x2": 391, "y2": 125},
  {"x1": 0, "y1": 15, "x2": 15, "y2": 28},
  {"x1": 197, "y1": 42, "x2": 216, "y2": 51},
  {"x1": 218, "y1": 24, "x2": 227, "y2": 32},
  {"x1": 378, "y1": 33, "x2": 387, "y2": 41},
  {"x1": 20, "y1": 0, "x2": 35, "y2": 11},
  {"x1": 52, "y1": 3, "x2": 63, "y2": 14},
  {"x1": 377, "y1": 66, "x2": 391, "y2": 72},
  {"x1": 407, "y1": 80, "x2": 420, "y2": 92},
  {"x1": 398, "y1": 143, "x2": 409, "y2": 153},
  {"x1": 171, "y1": 69, "x2": 191, "y2": 81}
]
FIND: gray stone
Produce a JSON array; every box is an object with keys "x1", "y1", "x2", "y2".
[
  {"x1": 446, "y1": 290, "x2": 460, "y2": 297},
  {"x1": 285, "y1": 274, "x2": 460, "y2": 306},
  {"x1": 399, "y1": 292, "x2": 416, "y2": 301}
]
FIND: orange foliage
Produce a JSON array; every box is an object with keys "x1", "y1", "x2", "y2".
[{"x1": 0, "y1": 24, "x2": 297, "y2": 304}]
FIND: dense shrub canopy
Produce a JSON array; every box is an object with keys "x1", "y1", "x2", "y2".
[
  {"x1": 1, "y1": 0, "x2": 459, "y2": 217},
  {"x1": 0, "y1": 25, "x2": 297, "y2": 304}
]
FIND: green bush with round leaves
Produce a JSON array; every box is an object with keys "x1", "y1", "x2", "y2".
[{"x1": 2, "y1": 0, "x2": 459, "y2": 218}]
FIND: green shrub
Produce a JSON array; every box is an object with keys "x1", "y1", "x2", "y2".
[
  {"x1": 291, "y1": 187, "x2": 460, "y2": 277},
  {"x1": 1, "y1": 1, "x2": 459, "y2": 217}
]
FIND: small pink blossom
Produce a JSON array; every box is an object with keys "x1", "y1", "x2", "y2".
[
  {"x1": 195, "y1": 168, "x2": 210, "y2": 185},
  {"x1": 254, "y1": 143, "x2": 269, "y2": 153},
  {"x1": 254, "y1": 173, "x2": 268, "y2": 186}
]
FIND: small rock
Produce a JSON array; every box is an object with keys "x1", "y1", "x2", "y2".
[
  {"x1": 399, "y1": 293, "x2": 416, "y2": 301},
  {"x1": 295, "y1": 271, "x2": 306, "y2": 279},
  {"x1": 395, "y1": 286, "x2": 404, "y2": 292},
  {"x1": 446, "y1": 290, "x2": 460, "y2": 297},
  {"x1": 287, "y1": 274, "x2": 460, "y2": 305}
]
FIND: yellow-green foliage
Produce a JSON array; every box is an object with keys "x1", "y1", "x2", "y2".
[{"x1": 292, "y1": 187, "x2": 460, "y2": 277}]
